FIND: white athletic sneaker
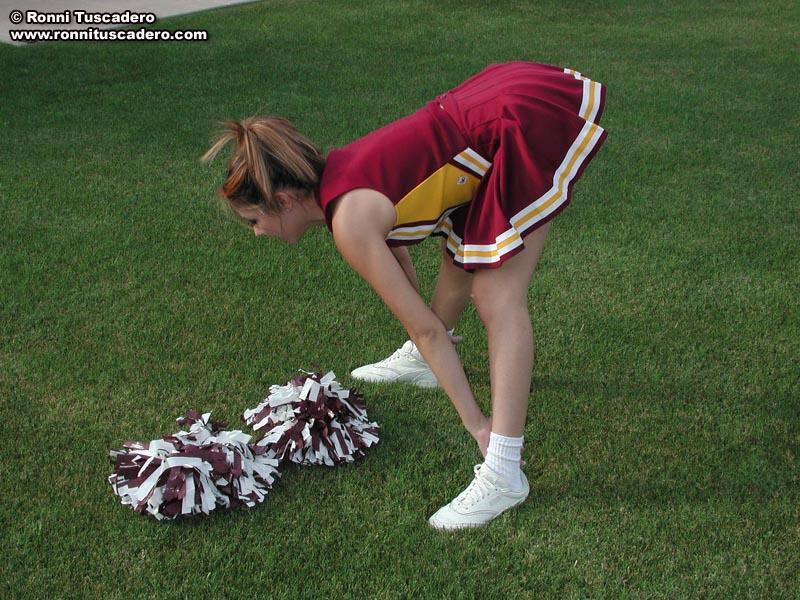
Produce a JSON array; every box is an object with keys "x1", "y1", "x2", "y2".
[
  {"x1": 428, "y1": 462, "x2": 529, "y2": 530},
  {"x1": 350, "y1": 340, "x2": 438, "y2": 388}
]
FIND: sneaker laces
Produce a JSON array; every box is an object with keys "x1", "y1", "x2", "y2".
[
  {"x1": 376, "y1": 341, "x2": 416, "y2": 366},
  {"x1": 453, "y1": 465, "x2": 496, "y2": 510}
]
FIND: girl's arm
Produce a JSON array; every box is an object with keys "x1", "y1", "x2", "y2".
[
  {"x1": 390, "y1": 245, "x2": 420, "y2": 292},
  {"x1": 390, "y1": 245, "x2": 462, "y2": 345},
  {"x1": 331, "y1": 189, "x2": 488, "y2": 438}
]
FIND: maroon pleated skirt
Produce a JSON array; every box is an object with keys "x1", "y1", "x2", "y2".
[{"x1": 432, "y1": 61, "x2": 608, "y2": 269}]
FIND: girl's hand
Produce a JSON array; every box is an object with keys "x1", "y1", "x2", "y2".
[{"x1": 472, "y1": 417, "x2": 491, "y2": 459}]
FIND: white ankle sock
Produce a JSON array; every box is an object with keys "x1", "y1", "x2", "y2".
[{"x1": 485, "y1": 432, "x2": 524, "y2": 491}]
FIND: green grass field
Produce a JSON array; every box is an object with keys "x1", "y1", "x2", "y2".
[{"x1": 1, "y1": 0, "x2": 798, "y2": 597}]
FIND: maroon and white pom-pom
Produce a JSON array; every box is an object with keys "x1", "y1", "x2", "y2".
[
  {"x1": 108, "y1": 411, "x2": 281, "y2": 520},
  {"x1": 242, "y1": 371, "x2": 380, "y2": 467}
]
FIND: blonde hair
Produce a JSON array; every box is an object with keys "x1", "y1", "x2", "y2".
[{"x1": 201, "y1": 116, "x2": 325, "y2": 218}]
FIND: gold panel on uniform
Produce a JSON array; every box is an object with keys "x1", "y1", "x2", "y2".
[{"x1": 394, "y1": 164, "x2": 481, "y2": 227}]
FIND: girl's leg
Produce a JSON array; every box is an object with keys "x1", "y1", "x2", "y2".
[
  {"x1": 430, "y1": 238, "x2": 473, "y2": 330},
  {"x1": 427, "y1": 221, "x2": 552, "y2": 530},
  {"x1": 470, "y1": 221, "x2": 552, "y2": 438}
]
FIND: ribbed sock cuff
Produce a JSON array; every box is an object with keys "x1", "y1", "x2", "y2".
[
  {"x1": 486, "y1": 432, "x2": 524, "y2": 490},
  {"x1": 489, "y1": 432, "x2": 524, "y2": 454}
]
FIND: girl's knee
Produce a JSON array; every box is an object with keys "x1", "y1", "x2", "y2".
[{"x1": 471, "y1": 281, "x2": 528, "y2": 325}]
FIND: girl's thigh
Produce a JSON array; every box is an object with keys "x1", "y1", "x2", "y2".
[
  {"x1": 471, "y1": 221, "x2": 552, "y2": 311},
  {"x1": 437, "y1": 236, "x2": 474, "y2": 285}
]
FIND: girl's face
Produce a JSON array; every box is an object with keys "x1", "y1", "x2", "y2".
[{"x1": 236, "y1": 195, "x2": 309, "y2": 244}]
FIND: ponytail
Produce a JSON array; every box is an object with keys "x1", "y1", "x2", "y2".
[{"x1": 201, "y1": 116, "x2": 325, "y2": 213}]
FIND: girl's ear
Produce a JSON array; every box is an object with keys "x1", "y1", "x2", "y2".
[
  {"x1": 274, "y1": 189, "x2": 305, "y2": 211},
  {"x1": 273, "y1": 190, "x2": 290, "y2": 211}
]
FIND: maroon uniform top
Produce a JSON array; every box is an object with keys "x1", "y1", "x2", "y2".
[{"x1": 317, "y1": 61, "x2": 607, "y2": 270}]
